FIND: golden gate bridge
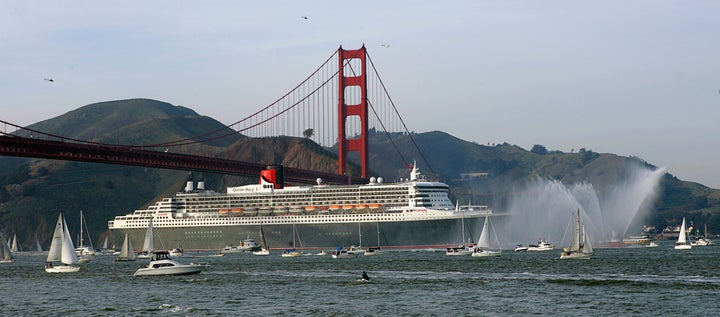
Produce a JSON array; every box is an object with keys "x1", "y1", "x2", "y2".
[{"x1": 0, "y1": 46, "x2": 434, "y2": 184}]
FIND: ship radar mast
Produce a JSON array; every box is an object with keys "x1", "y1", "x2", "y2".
[{"x1": 410, "y1": 161, "x2": 419, "y2": 181}]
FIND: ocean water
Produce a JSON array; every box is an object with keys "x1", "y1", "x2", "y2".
[{"x1": 1, "y1": 241, "x2": 719, "y2": 316}]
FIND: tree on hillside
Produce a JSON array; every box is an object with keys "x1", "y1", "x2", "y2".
[
  {"x1": 530, "y1": 144, "x2": 548, "y2": 155},
  {"x1": 303, "y1": 128, "x2": 314, "y2": 139}
]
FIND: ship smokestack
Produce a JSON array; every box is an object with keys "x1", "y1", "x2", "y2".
[
  {"x1": 259, "y1": 165, "x2": 284, "y2": 189},
  {"x1": 185, "y1": 173, "x2": 194, "y2": 192},
  {"x1": 197, "y1": 177, "x2": 205, "y2": 191}
]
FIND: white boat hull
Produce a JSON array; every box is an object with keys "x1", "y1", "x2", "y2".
[
  {"x1": 45, "y1": 265, "x2": 81, "y2": 273},
  {"x1": 252, "y1": 249, "x2": 270, "y2": 256},
  {"x1": 134, "y1": 264, "x2": 203, "y2": 276},
  {"x1": 471, "y1": 250, "x2": 501, "y2": 257},
  {"x1": 281, "y1": 251, "x2": 303, "y2": 257},
  {"x1": 560, "y1": 252, "x2": 592, "y2": 259},
  {"x1": 674, "y1": 244, "x2": 692, "y2": 250}
]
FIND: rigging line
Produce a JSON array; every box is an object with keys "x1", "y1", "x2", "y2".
[
  {"x1": 140, "y1": 50, "x2": 340, "y2": 148},
  {"x1": 146, "y1": 68, "x2": 344, "y2": 148},
  {"x1": 367, "y1": 99, "x2": 410, "y2": 168},
  {"x1": 1, "y1": 52, "x2": 344, "y2": 150},
  {"x1": 365, "y1": 52, "x2": 437, "y2": 178}
]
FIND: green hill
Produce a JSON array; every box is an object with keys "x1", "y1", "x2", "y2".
[{"x1": 1, "y1": 99, "x2": 719, "y2": 249}]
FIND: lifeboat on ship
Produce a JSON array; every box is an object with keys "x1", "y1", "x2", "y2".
[
  {"x1": 243, "y1": 208, "x2": 258, "y2": 216},
  {"x1": 219, "y1": 209, "x2": 231, "y2": 214},
  {"x1": 258, "y1": 207, "x2": 273, "y2": 216},
  {"x1": 356, "y1": 204, "x2": 368, "y2": 210},
  {"x1": 274, "y1": 206, "x2": 289, "y2": 215},
  {"x1": 304, "y1": 206, "x2": 318, "y2": 214},
  {"x1": 369, "y1": 204, "x2": 382, "y2": 209},
  {"x1": 289, "y1": 206, "x2": 303, "y2": 215},
  {"x1": 342, "y1": 205, "x2": 355, "y2": 210}
]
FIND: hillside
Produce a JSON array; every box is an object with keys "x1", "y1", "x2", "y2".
[{"x1": 2, "y1": 99, "x2": 720, "y2": 249}]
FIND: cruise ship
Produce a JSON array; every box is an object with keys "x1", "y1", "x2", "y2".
[{"x1": 108, "y1": 163, "x2": 494, "y2": 251}]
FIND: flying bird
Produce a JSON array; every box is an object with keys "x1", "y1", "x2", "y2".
[
  {"x1": 44, "y1": 78, "x2": 54, "y2": 82},
  {"x1": 381, "y1": 43, "x2": 390, "y2": 48},
  {"x1": 301, "y1": 15, "x2": 308, "y2": 20}
]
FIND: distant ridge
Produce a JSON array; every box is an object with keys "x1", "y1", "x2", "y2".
[{"x1": 1, "y1": 98, "x2": 719, "y2": 249}]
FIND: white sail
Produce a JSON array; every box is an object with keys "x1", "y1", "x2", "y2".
[
  {"x1": 46, "y1": 214, "x2": 65, "y2": 262},
  {"x1": 117, "y1": 233, "x2": 136, "y2": 260},
  {"x1": 61, "y1": 214, "x2": 79, "y2": 265},
  {"x1": 677, "y1": 218, "x2": 687, "y2": 244},
  {"x1": 1, "y1": 232, "x2": 15, "y2": 261},
  {"x1": 477, "y1": 215, "x2": 491, "y2": 249},
  {"x1": 570, "y1": 209, "x2": 582, "y2": 252},
  {"x1": 11, "y1": 234, "x2": 19, "y2": 252},
  {"x1": 258, "y1": 225, "x2": 268, "y2": 250},
  {"x1": 582, "y1": 224, "x2": 593, "y2": 254},
  {"x1": 142, "y1": 219, "x2": 155, "y2": 253},
  {"x1": 35, "y1": 234, "x2": 43, "y2": 252},
  {"x1": 102, "y1": 236, "x2": 109, "y2": 250}
]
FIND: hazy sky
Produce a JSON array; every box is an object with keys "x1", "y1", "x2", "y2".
[{"x1": 2, "y1": 1, "x2": 720, "y2": 187}]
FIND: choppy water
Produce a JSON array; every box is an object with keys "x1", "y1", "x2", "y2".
[{"x1": 2, "y1": 241, "x2": 719, "y2": 316}]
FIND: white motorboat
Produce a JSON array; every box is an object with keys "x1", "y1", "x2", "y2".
[
  {"x1": 527, "y1": 239, "x2": 554, "y2": 252},
  {"x1": 446, "y1": 246, "x2": 473, "y2": 255},
  {"x1": 133, "y1": 251, "x2": 203, "y2": 276},
  {"x1": 514, "y1": 245, "x2": 528, "y2": 252},
  {"x1": 169, "y1": 248, "x2": 183, "y2": 257}
]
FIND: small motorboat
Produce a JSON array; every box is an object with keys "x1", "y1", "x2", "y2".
[
  {"x1": 133, "y1": 251, "x2": 204, "y2": 276},
  {"x1": 514, "y1": 245, "x2": 528, "y2": 252}
]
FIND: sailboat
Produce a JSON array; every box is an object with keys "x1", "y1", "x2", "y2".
[
  {"x1": 560, "y1": 209, "x2": 594, "y2": 259},
  {"x1": 0, "y1": 232, "x2": 15, "y2": 263},
  {"x1": 10, "y1": 233, "x2": 20, "y2": 253},
  {"x1": 692, "y1": 224, "x2": 713, "y2": 246},
  {"x1": 76, "y1": 210, "x2": 96, "y2": 262},
  {"x1": 364, "y1": 220, "x2": 382, "y2": 256},
  {"x1": 674, "y1": 217, "x2": 692, "y2": 250},
  {"x1": 100, "y1": 235, "x2": 118, "y2": 254},
  {"x1": 137, "y1": 219, "x2": 155, "y2": 258},
  {"x1": 114, "y1": 232, "x2": 137, "y2": 262},
  {"x1": 471, "y1": 214, "x2": 501, "y2": 257},
  {"x1": 34, "y1": 233, "x2": 43, "y2": 252},
  {"x1": 281, "y1": 224, "x2": 303, "y2": 257},
  {"x1": 346, "y1": 222, "x2": 366, "y2": 255},
  {"x1": 252, "y1": 224, "x2": 270, "y2": 256},
  {"x1": 447, "y1": 203, "x2": 473, "y2": 255},
  {"x1": 45, "y1": 212, "x2": 80, "y2": 273}
]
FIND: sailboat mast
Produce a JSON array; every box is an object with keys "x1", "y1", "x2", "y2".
[
  {"x1": 79, "y1": 210, "x2": 83, "y2": 248},
  {"x1": 376, "y1": 220, "x2": 381, "y2": 247}
]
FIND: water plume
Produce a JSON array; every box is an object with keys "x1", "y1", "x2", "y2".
[{"x1": 501, "y1": 164, "x2": 665, "y2": 247}]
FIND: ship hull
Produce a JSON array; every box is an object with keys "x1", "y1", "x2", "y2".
[{"x1": 110, "y1": 216, "x2": 488, "y2": 251}]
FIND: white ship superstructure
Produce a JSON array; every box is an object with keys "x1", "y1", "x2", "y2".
[{"x1": 108, "y1": 164, "x2": 494, "y2": 250}]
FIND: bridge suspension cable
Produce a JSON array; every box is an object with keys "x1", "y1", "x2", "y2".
[{"x1": 1, "y1": 46, "x2": 437, "y2": 180}]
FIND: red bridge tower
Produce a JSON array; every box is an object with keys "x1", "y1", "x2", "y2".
[{"x1": 337, "y1": 45, "x2": 368, "y2": 178}]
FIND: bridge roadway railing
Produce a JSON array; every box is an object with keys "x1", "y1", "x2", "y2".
[{"x1": 0, "y1": 136, "x2": 365, "y2": 185}]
